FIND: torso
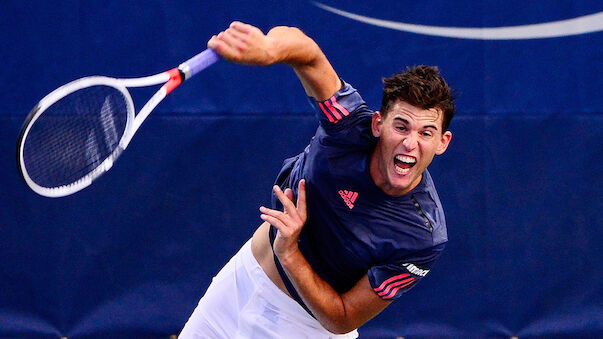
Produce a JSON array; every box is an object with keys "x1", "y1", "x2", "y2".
[
  {"x1": 251, "y1": 221, "x2": 291, "y2": 296},
  {"x1": 257, "y1": 81, "x2": 448, "y2": 306}
]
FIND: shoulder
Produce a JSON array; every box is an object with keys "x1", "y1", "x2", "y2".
[
  {"x1": 312, "y1": 81, "x2": 373, "y2": 126},
  {"x1": 413, "y1": 169, "x2": 448, "y2": 246},
  {"x1": 307, "y1": 81, "x2": 377, "y2": 154}
]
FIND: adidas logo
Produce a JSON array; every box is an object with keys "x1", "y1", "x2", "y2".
[{"x1": 338, "y1": 190, "x2": 358, "y2": 209}]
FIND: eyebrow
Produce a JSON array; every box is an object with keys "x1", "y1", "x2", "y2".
[{"x1": 394, "y1": 117, "x2": 440, "y2": 131}]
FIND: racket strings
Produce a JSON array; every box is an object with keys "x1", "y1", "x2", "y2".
[{"x1": 22, "y1": 85, "x2": 129, "y2": 188}]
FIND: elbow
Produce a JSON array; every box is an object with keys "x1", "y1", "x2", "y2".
[
  {"x1": 325, "y1": 324, "x2": 357, "y2": 335},
  {"x1": 321, "y1": 317, "x2": 359, "y2": 335},
  {"x1": 316, "y1": 299, "x2": 363, "y2": 334}
]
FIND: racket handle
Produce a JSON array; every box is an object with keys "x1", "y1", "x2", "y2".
[{"x1": 179, "y1": 49, "x2": 220, "y2": 80}]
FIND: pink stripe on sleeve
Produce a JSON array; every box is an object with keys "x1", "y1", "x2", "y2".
[
  {"x1": 380, "y1": 279, "x2": 416, "y2": 299},
  {"x1": 377, "y1": 277, "x2": 415, "y2": 297},
  {"x1": 323, "y1": 100, "x2": 342, "y2": 120},
  {"x1": 318, "y1": 102, "x2": 335, "y2": 123},
  {"x1": 331, "y1": 97, "x2": 350, "y2": 116},
  {"x1": 374, "y1": 273, "x2": 411, "y2": 293}
]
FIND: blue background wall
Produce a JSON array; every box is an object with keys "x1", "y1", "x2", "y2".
[{"x1": 1, "y1": 1, "x2": 602, "y2": 338}]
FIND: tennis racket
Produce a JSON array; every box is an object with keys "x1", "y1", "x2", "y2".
[{"x1": 17, "y1": 48, "x2": 220, "y2": 198}]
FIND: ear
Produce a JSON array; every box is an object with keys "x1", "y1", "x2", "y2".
[
  {"x1": 435, "y1": 130, "x2": 452, "y2": 155},
  {"x1": 371, "y1": 111, "x2": 383, "y2": 137}
]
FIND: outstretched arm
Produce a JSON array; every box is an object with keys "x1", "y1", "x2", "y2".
[
  {"x1": 208, "y1": 21, "x2": 341, "y2": 100},
  {"x1": 260, "y1": 180, "x2": 392, "y2": 334}
]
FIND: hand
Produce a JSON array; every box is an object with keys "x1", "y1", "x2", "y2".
[
  {"x1": 207, "y1": 21, "x2": 275, "y2": 65},
  {"x1": 259, "y1": 179, "x2": 307, "y2": 262}
]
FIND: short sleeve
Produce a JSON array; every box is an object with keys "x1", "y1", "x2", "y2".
[
  {"x1": 311, "y1": 81, "x2": 370, "y2": 127},
  {"x1": 368, "y1": 244, "x2": 445, "y2": 300}
]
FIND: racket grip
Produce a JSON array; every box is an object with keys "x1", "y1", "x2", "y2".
[{"x1": 179, "y1": 49, "x2": 220, "y2": 80}]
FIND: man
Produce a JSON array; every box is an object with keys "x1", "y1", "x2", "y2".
[{"x1": 180, "y1": 21, "x2": 454, "y2": 338}]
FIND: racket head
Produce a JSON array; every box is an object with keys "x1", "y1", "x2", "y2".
[{"x1": 17, "y1": 76, "x2": 136, "y2": 197}]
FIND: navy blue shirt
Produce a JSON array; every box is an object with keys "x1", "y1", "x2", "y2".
[{"x1": 269, "y1": 82, "x2": 447, "y2": 313}]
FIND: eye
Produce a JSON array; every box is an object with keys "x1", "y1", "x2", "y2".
[
  {"x1": 396, "y1": 126, "x2": 407, "y2": 131},
  {"x1": 422, "y1": 131, "x2": 433, "y2": 137}
]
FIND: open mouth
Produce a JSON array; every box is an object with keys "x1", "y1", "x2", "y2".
[{"x1": 394, "y1": 155, "x2": 417, "y2": 175}]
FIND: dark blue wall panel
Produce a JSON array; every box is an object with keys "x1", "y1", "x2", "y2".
[{"x1": 1, "y1": 1, "x2": 601, "y2": 337}]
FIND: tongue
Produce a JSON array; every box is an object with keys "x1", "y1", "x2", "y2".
[{"x1": 395, "y1": 159, "x2": 411, "y2": 169}]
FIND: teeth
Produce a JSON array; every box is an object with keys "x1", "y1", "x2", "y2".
[
  {"x1": 394, "y1": 164, "x2": 411, "y2": 174},
  {"x1": 395, "y1": 155, "x2": 416, "y2": 164}
]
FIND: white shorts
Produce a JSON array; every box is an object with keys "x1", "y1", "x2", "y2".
[{"x1": 179, "y1": 239, "x2": 358, "y2": 339}]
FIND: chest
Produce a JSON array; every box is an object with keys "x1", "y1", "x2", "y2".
[{"x1": 304, "y1": 155, "x2": 437, "y2": 264}]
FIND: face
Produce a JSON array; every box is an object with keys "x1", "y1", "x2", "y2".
[{"x1": 370, "y1": 100, "x2": 452, "y2": 196}]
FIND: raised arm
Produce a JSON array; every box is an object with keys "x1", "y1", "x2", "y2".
[{"x1": 208, "y1": 21, "x2": 341, "y2": 100}]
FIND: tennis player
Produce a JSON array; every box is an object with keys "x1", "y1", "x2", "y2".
[{"x1": 180, "y1": 21, "x2": 454, "y2": 338}]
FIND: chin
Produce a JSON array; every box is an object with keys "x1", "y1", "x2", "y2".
[
  {"x1": 387, "y1": 178, "x2": 412, "y2": 193},
  {"x1": 388, "y1": 171, "x2": 419, "y2": 194}
]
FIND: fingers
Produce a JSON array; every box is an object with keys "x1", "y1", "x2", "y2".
[
  {"x1": 273, "y1": 181, "x2": 307, "y2": 218},
  {"x1": 208, "y1": 31, "x2": 245, "y2": 55},
  {"x1": 208, "y1": 21, "x2": 258, "y2": 57},
  {"x1": 259, "y1": 206, "x2": 288, "y2": 231},
  {"x1": 229, "y1": 21, "x2": 253, "y2": 34},
  {"x1": 296, "y1": 179, "x2": 307, "y2": 220},
  {"x1": 207, "y1": 35, "x2": 219, "y2": 49},
  {"x1": 260, "y1": 180, "x2": 307, "y2": 230},
  {"x1": 273, "y1": 185, "x2": 298, "y2": 217},
  {"x1": 208, "y1": 21, "x2": 273, "y2": 65},
  {"x1": 222, "y1": 28, "x2": 247, "y2": 47},
  {"x1": 284, "y1": 188, "x2": 294, "y2": 203}
]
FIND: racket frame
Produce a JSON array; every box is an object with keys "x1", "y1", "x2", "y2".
[{"x1": 18, "y1": 49, "x2": 218, "y2": 197}]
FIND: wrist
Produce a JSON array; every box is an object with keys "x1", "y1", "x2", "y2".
[
  {"x1": 264, "y1": 36, "x2": 280, "y2": 65},
  {"x1": 276, "y1": 245, "x2": 301, "y2": 267}
]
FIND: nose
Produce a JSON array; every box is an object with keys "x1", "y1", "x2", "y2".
[{"x1": 402, "y1": 133, "x2": 418, "y2": 150}]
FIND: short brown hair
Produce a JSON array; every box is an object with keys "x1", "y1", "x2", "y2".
[{"x1": 381, "y1": 65, "x2": 455, "y2": 131}]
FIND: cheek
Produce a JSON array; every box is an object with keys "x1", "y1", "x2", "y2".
[
  {"x1": 419, "y1": 141, "x2": 440, "y2": 157},
  {"x1": 381, "y1": 133, "x2": 399, "y2": 147}
]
